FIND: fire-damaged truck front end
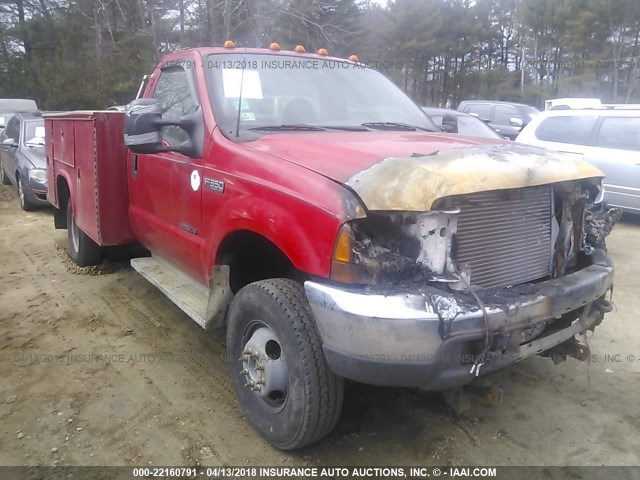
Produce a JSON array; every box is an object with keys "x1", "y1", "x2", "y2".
[{"x1": 304, "y1": 144, "x2": 621, "y2": 390}]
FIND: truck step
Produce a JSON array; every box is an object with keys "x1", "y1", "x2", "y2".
[{"x1": 131, "y1": 257, "x2": 210, "y2": 329}]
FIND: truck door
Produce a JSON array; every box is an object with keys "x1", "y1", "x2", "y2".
[{"x1": 128, "y1": 63, "x2": 205, "y2": 281}]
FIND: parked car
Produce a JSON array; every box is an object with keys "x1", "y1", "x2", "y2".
[
  {"x1": 0, "y1": 112, "x2": 48, "y2": 210},
  {"x1": 0, "y1": 98, "x2": 39, "y2": 133},
  {"x1": 544, "y1": 97, "x2": 640, "y2": 111},
  {"x1": 46, "y1": 46, "x2": 618, "y2": 450},
  {"x1": 457, "y1": 100, "x2": 540, "y2": 140},
  {"x1": 422, "y1": 107, "x2": 504, "y2": 139},
  {"x1": 516, "y1": 109, "x2": 640, "y2": 213},
  {"x1": 545, "y1": 98, "x2": 603, "y2": 110}
]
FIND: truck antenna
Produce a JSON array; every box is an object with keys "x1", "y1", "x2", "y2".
[{"x1": 235, "y1": 66, "x2": 245, "y2": 138}]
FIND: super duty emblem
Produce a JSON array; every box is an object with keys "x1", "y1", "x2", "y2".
[{"x1": 204, "y1": 177, "x2": 225, "y2": 193}]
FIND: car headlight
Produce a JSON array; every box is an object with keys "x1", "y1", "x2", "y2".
[
  {"x1": 28, "y1": 169, "x2": 47, "y2": 183},
  {"x1": 330, "y1": 210, "x2": 461, "y2": 285},
  {"x1": 594, "y1": 179, "x2": 606, "y2": 205}
]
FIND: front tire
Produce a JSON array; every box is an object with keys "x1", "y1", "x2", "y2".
[
  {"x1": 18, "y1": 176, "x2": 35, "y2": 211},
  {"x1": 66, "y1": 198, "x2": 102, "y2": 266},
  {"x1": 0, "y1": 160, "x2": 10, "y2": 185},
  {"x1": 226, "y1": 279, "x2": 344, "y2": 450}
]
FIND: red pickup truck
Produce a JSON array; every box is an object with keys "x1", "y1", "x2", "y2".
[{"x1": 45, "y1": 45, "x2": 619, "y2": 450}]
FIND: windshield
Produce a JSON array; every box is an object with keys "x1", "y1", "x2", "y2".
[
  {"x1": 521, "y1": 105, "x2": 540, "y2": 120},
  {"x1": 424, "y1": 109, "x2": 501, "y2": 139},
  {"x1": 206, "y1": 54, "x2": 439, "y2": 137},
  {"x1": 0, "y1": 114, "x2": 11, "y2": 131},
  {"x1": 24, "y1": 120, "x2": 45, "y2": 146},
  {"x1": 456, "y1": 115, "x2": 502, "y2": 138}
]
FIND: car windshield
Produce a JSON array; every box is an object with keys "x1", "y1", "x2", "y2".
[
  {"x1": 24, "y1": 120, "x2": 45, "y2": 146},
  {"x1": 206, "y1": 54, "x2": 439, "y2": 136},
  {"x1": 456, "y1": 115, "x2": 502, "y2": 138},
  {"x1": 0, "y1": 114, "x2": 11, "y2": 131},
  {"x1": 520, "y1": 105, "x2": 540, "y2": 120},
  {"x1": 424, "y1": 109, "x2": 501, "y2": 139}
]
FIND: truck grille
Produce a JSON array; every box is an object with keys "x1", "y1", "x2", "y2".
[{"x1": 450, "y1": 186, "x2": 553, "y2": 289}]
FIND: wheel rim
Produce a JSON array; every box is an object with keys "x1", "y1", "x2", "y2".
[
  {"x1": 70, "y1": 209, "x2": 80, "y2": 253},
  {"x1": 239, "y1": 322, "x2": 289, "y2": 411}
]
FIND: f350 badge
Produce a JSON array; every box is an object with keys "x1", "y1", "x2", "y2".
[{"x1": 204, "y1": 177, "x2": 225, "y2": 194}]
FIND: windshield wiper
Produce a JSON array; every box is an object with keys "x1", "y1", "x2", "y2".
[
  {"x1": 361, "y1": 122, "x2": 433, "y2": 132},
  {"x1": 318, "y1": 125, "x2": 370, "y2": 132},
  {"x1": 248, "y1": 124, "x2": 327, "y2": 132}
]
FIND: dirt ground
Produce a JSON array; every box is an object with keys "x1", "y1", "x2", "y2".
[{"x1": 1, "y1": 182, "x2": 639, "y2": 469}]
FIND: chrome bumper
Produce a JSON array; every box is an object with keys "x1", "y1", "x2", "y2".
[{"x1": 304, "y1": 249, "x2": 614, "y2": 390}]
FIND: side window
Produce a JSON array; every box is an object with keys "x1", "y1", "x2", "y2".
[
  {"x1": 5, "y1": 117, "x2": 20, "y2": 142},
  {"x1": 465, "y1": 103, "x2": 492, "y2": 120},
  {"x1": 535, "y1": 115, "x2": 598, "y2": 145},
  {"x1": 152, "y1": 65, "x2": 198, "y2": 146},
  {"x1": 596, "y1": 117, "x2": 640, "y2": 151},
  {"x1": 494, "y1": 105, "x2": 519, "y2": 124}
]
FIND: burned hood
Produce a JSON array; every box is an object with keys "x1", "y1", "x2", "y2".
[
  {"x1": 346, "y1": 143, "x2": 604, "y2": 211},
  {"x1": 244, "y1": 131, "x2": 494, "y2": 182}
]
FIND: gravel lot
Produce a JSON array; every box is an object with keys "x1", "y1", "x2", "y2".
[{"x1": 0, "y1": 182, "x2": 639, "y2": 469}]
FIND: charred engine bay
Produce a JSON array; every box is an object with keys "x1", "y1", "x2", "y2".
[
  {"x1": 350, "y1": 181, "x2": 620, "y2": 303},
  {"x1": 351, "y1": 213, "x2": 435, "y2": 288}
]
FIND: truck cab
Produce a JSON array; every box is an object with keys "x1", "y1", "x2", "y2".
[{"x1": 46, "y1": 45, "x2": 619, "y2": 450}]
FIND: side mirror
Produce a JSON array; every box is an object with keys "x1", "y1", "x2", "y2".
[
  {"x1": 2, "y1": 138, "x2": 17, "y2": 148},
  {"x1": 124, "y1": 98, "x2": 202, "y2": 157},
  {"x1": 124, "y1": 99, "x2": 163, "y2": 154},
  {"x1": 510, "y1": 117, "x2": 524, "y2": 128}
]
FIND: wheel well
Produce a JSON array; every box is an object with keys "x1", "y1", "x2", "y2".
[
  {"x1": 217, "y1": 231, "x2": 301, "y2": 294},
  {"x1": 54, "y1": 176, "x2": 70, "y2": 229}
]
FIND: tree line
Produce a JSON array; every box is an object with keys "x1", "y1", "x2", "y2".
[{"x1": 1, "y1": 0, "x2": 640, "y2": 110}]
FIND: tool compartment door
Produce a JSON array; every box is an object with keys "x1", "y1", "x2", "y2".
[{"x1": 73, "y1": 119, "x2": 101, "y2": 243}]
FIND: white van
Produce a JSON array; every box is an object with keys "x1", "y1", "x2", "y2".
[{"x1": 544, "y1": 98, "x2": 602, "y2": 110}]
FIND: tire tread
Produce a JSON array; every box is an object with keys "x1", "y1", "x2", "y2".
[{"x1": 232, "y1": 278, "x2": 343, "y2": 449}]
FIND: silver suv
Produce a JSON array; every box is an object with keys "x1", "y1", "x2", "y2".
[{"x1": 516, "y1": 109, "x2": 640, "y2": 213}]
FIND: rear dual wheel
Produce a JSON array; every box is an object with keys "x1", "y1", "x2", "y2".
[
  {"x1": 226, "y1": 279, "x2": 344, "y2": 450},
  {"x1": 66, "y1": 198, "x2": 102, "y2": 266}
]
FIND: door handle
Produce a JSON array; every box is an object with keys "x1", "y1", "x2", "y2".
[{"x1": 132, "y1": 154, "x2": 138, "y2": 179}]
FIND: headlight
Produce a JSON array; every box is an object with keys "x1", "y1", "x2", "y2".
[
  {"x1": 594, "y1": 179, "x2": 606, "y2": 204},
  {"x1": 28, "y1": 169, "x2": 47, "y2": 183},
  {"x1": 330, "y1": 210, "x2": 460, "y2": 285}
]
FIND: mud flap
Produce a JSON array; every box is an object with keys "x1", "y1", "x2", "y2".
[
  {"x1": 54, "y1": 206, "x2": 67, "y2": 229},
  {"x1": 206, "y1": 265, "x2": 234, "y2": 330}
]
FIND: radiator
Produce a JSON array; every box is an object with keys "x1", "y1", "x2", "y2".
[{"x1": 451, "y1": 186, "x2": 553, "y2": 289}]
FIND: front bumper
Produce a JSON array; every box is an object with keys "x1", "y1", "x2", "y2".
[
  {"x1": 304, "y1": 249, "x2": 614, "y2": 390},
  {"x1": 25, "y1": 177, "x2": 49, "y2": 205}
]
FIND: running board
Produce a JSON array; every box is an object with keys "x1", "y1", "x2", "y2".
[{"x1": 131, "y1": 256, "x2": 210, "y2": 329}]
